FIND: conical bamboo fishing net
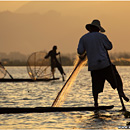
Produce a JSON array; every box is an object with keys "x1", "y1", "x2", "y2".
[
  {"x1": 52, "y1": 56, "x2": 87, "y2": 107},
  {"x1": 27, "y1": 51, "x2": 52, "y2": 80}
]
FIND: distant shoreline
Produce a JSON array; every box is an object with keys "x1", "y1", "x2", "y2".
[
  {"x1": 1, "y1": 52, "x2": 130, "y2": 66},
  {"x1": 4, "y1": 64, "x2": 130, "y2": 67}
]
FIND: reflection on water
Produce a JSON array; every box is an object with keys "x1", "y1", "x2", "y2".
[{"x1": 0, "y1": 66, "x2": 130, "y2": 129}]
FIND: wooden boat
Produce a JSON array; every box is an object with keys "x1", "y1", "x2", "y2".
[
  {"x1": 0, "y1": 105, "x2": 114, "y2": 114},
  {"x1": 0, "y1": 78, "x2": 60, "y2": 82}
]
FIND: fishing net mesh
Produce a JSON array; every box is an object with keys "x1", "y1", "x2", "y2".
[
  {"x1": 27, "y1": 51, "x2": 52, "y2": 80},
  {"x1": 0, "y1": 66, "x2": 6, "y2": 79},
  {"x1": 52, "y1": 56, "x2": 87, "y2": 107}
]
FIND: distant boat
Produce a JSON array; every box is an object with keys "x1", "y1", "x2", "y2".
[
  {"x1": 0, "y1": 52, "x2": 60, "y2": 82},
  {"x1": 0, "y1": 78, "x2": 59, "y2": 82}
]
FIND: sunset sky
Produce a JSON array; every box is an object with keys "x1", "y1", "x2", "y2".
[{"x1": 0, "y1": 1, "x2": 130, "y2": 54}]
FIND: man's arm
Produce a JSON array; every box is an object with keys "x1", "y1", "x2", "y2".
[
  {"x1": 77, "y1": 37, "x2": 85, "y2": 55},
  {"x1": 103, "y1": 35, "x2": 113, "y2": 50},
  {"x1": 44, "y1": 51, "x2": 50, "y2": 59},
  {"x1": 56, "y1": 52, "x2": 60, "y2": 55},
  {"x1": 77, "y1": 37, "x2": 86, "y2": 60}
]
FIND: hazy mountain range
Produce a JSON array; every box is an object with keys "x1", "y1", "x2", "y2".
[{"x1": 0, "y1": 1, "x2": 130, "y2": 54}]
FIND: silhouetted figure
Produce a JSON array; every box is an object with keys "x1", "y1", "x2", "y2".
[
  {"x1": 45, "y1": 46, "x2": 66, "y2": 81},
  {"x1": 77, "y1": 19, "x2": 129, "y2": 110}
]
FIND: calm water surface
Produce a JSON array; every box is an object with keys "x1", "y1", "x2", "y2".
[{"x1": 0, "y1": 66, "x2": 130, "y2": 129}]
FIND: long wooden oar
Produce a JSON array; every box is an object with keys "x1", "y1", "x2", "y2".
[
  {"x1": 0, "y1": 62, "x2": 13, "y2": 79},
  {"x1": 110, "y1": 65, "x2": 126, "y2": 111},
  {"x1": 106, "y1": 52, "x2": 126, "y2": 111}
]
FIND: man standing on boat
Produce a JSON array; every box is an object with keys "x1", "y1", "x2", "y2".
[
  {"x1": 45, "y1": 45, "x2": 66, "y2": 81},
  {"x1": 77, "y1": 19, "x2": 129, "y2": 109}
]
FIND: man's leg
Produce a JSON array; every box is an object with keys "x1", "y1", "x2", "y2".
[
  {"x1": 116, "y1": 75, "x2": 129, "y2": 102},
  {"x1": 51, "y1": 67, "x2": 55, "y2": 79},
  {"x1": 105, "y1": 65, "x2": 128, "y2": 111},
  {"x1": 106, "y1": 65, "x2": 129, "y2": 102},
  {"x1": 93, "y1": 92, "x2": 98, "y2": 108},
  {"x1": 57, "y1": 63, "x2": 65, "y2": 81},
  {"x1": 91, "y1": 70, "x2": 105, "y2": 108}
]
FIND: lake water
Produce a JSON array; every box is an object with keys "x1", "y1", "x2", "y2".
[{"x1": 0, "y1": 66, "x2": 130, "y2": 129}]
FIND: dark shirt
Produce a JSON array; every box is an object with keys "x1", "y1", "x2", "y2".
[{"x1": 45, "y1": 50, "x2": 59, "y2": 67}]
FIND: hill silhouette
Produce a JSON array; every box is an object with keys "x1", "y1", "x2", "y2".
[
  {"x1": 0, "y1": 1, "x2": 130, "y2": 54},
  {"x1": 0, "y1": 10, "x2": 83, "y2": 54}
]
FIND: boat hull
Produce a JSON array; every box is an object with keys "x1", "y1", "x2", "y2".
[
  {"x1": 0, "y1": 105, "x2": 114, "y2": 114},
  {"x1": 0, "y1": 78, "x2": 59, "y2": 82}
]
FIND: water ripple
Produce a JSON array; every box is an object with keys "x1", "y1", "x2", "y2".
[{"x1": 0, "y1": 66, "x2": 130, "y2": 129}]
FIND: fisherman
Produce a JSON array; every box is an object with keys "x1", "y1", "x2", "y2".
[
  {"x1": 45, "y1": 45, "x2": 66, "y2": 81},
  {"x1": 77, "y1": 19, "x2": 129, "y2": 109}
]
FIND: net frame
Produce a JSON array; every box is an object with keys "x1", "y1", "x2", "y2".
[
  {"x1": 0, "y1": 66, "x2": 6, "y2": 79},
  {"x1": 27, "y1": 51, "x2": 52, "y2": 80}
]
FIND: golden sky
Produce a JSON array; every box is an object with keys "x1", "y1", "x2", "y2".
[{"x1": 0, "y1": 1, "x2": 130, "y2": 54}]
